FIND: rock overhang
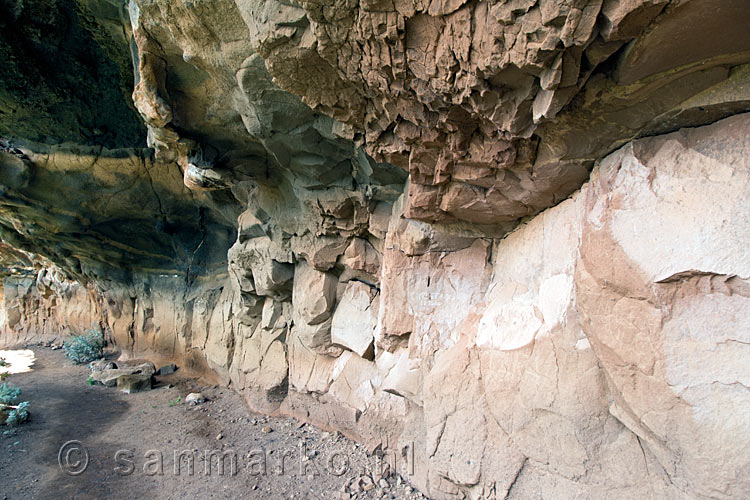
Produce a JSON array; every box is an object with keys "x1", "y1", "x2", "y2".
[{"x1": 0, "y1": 2, "x2": 749, "y2": 499}]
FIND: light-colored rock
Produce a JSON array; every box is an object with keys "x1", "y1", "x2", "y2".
[
  {"x1": 260, "y1": 298, "x2": 288, "y2": 331},
  {"x1": 288, "y1": 336, "x2": 337, "y2": 395},
  {"x1": 91, "y1": 362, "x2": 156, "y2": 388},
  {"x1": 340, "y1": 238, "x2": 380, "y2": 278},
  {"x1": 229, "y1": 238, "x2": 294, "y2": 299},
  {"x1": 1, "y1": 2, "x2": 750, "y2": 499},
  {"x1": 291, "y1": 260, "x2": 339, "y2": 351},
  {"x1": 326, "y1": 352, "x2": 379, "y2": 413},
  {"x1": 378, "y1": 234, "x2": 492, "y2": 359},
  {"x1": 330, "y1": 281, "x2": 378, "y2": 358},
  {"x1": 247, "y1": 0, "x2": 750, "y2": 224},
  {"x1": 293, "y1": 260, "x2": 337, "y2": 327},
  {"x1": 380, "y1": 349, "x2": 422, "y2": 403},
  {"x1": 257, "y1": 340, "x2": 287, "y2": 392},
  {"x1": 89, "y1": 359, "x2": 116, "y2": 373},
  {"x1": 185, "y1": 393, "x2": 205, "y2": 404},
  {"x1": 576, "y1": 114, "x2": 750, "y2": 499}
]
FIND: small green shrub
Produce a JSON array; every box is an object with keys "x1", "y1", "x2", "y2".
[
  {"x1": 0, "y1": 383, "x2": 21, "y2": 405},
  {"x1": 6, "y1": 401, "x2": 29, "y2": 426},
  {"x1": 0, "y1": 357, "x2": 8, "y2": 367},
  {"x1": 64, "y1": 330, "x2": 105, "y2": 364}
]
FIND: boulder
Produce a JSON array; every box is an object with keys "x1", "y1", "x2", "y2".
[
  {"x1": 185, "y1": 393, "x2": 206, "y2": 404},
  {"x1": 117, "y1": 374, "x2": 152, "y2": 394},
  {"x1": 91, "y1": 362, "x2": 156, "y2": 388}
]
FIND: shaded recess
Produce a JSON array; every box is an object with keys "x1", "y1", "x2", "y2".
[
  {"x1": 0, "y1": 142, "x2": 237, "y2": 283},
  {"x1": 0, "y1": 0, "x2": 145, "y2": 148}
]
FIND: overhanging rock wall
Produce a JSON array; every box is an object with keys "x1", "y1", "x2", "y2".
[
  {"x1": 0, "y1": 0, "x2": 749, "y2": 499},
  {"x1": 3, "y1": 115, "x2": 749, "y2": 499}
]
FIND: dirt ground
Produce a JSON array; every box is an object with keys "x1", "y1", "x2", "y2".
[{"x1": 0, "y1": 347, "x2": 428, "y2": 500}]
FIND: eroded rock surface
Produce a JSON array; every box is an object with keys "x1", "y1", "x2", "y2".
[
  {"x1": 0, "y1": 1, "x2": 749, "y2": 499},
  {"x1": 250, "y1": 0, "x2": 750, "y2": 224}
]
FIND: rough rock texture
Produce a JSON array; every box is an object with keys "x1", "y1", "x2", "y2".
[
  {"x1": 90, "y1": 360, "x2": 156, "y2": 389},
  {"x1": 251, "y1": 0, "x2": 750, "y2": 223},
  {"x1": 0, "y1": 0, "x2": 145, "y2": 146},
  {"x1": 1, "y1": 1, "x2": 750, "y2": 499}
]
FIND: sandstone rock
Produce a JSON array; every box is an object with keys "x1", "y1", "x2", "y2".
[
  {"x1": 92, "y1": 362, "x2": 156, "y2": 388},
  {"x1": 330, "y1": 281, "x2": 378, "y2": 358},
  {"x1": 293, "y1": 236, "x2": 350, "y2": 272},
  {"x1": 293, "y1": 317, "x2": 336, "y2": 355},
  {"x1": 599, "y1": 0, "x2": 668, "y2": 41},
  {"x1": 378, "y1": 235, "x2": 492, "y2": 359},
  {"x1": 89, "y1": 359, "x2": 117, "y2": 373},
  {"x1": 203, "y1": 286, "x2": 236, "y2": 372},
  {"x1": 380, "y1": 349, "x2": 422, "y2": 403},
  {"x1": 326, "y1": 352, "x2": 379, "y2": 413},
  {"x1": 288, "y1": 336, "x2": 338, "y2": 395},
  {"x1": 229, "y1": 238, "x2": 294, "y2": 299},
  {"x1": 260, "y1": 298, "x2": 289, "y2": 331},
  {"x1": 183, "y1": 164, "x2": 232, "y2": 191},
  {"x1": 237, "y1": 211, "x2": 267, "y2": 242},
  {"x1": 291, "y1": 260, "x2": 339, "y2": 351},
  {"x1": 576, "y1": 114, "x2": 750, "y2": 498},
  {"x1": 246, "y1": 0, "x2": 750, "y2": 225},
  {"x1": 185, "y1": 393, "x2": 206, "y2": 404},
  {"x1": 340, "y1": 238, "x2": 381, "y2": 279},
  {"x1": 256, "y1": 340, "x2": 288, "y2": 393},
  {"x1": 293, "y1": 261, "x2": 337, "y2": 326},
  {"x1": 117, "y1": 373, "x2": 152, "y2": 394},
  {"x1": 1, "y1": 2, "x2": 749, "y2": 499}
]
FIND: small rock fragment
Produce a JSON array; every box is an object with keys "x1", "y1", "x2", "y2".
[{"x1": 185, "y1": 392, "x2": 205, "y2": 404}]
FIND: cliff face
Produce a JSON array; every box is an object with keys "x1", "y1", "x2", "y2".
[{"x1": 1, "y1": 0, "x2": 749, "y2": 498}]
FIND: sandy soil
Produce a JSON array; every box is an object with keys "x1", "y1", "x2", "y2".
[{"x1": 0, "y1": 347, "x2": 428, "y2": 500}]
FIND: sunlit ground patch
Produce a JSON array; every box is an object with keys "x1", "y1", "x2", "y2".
[{"x1": 0, "y1": 349, "x2": 36, "y2": 375}]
